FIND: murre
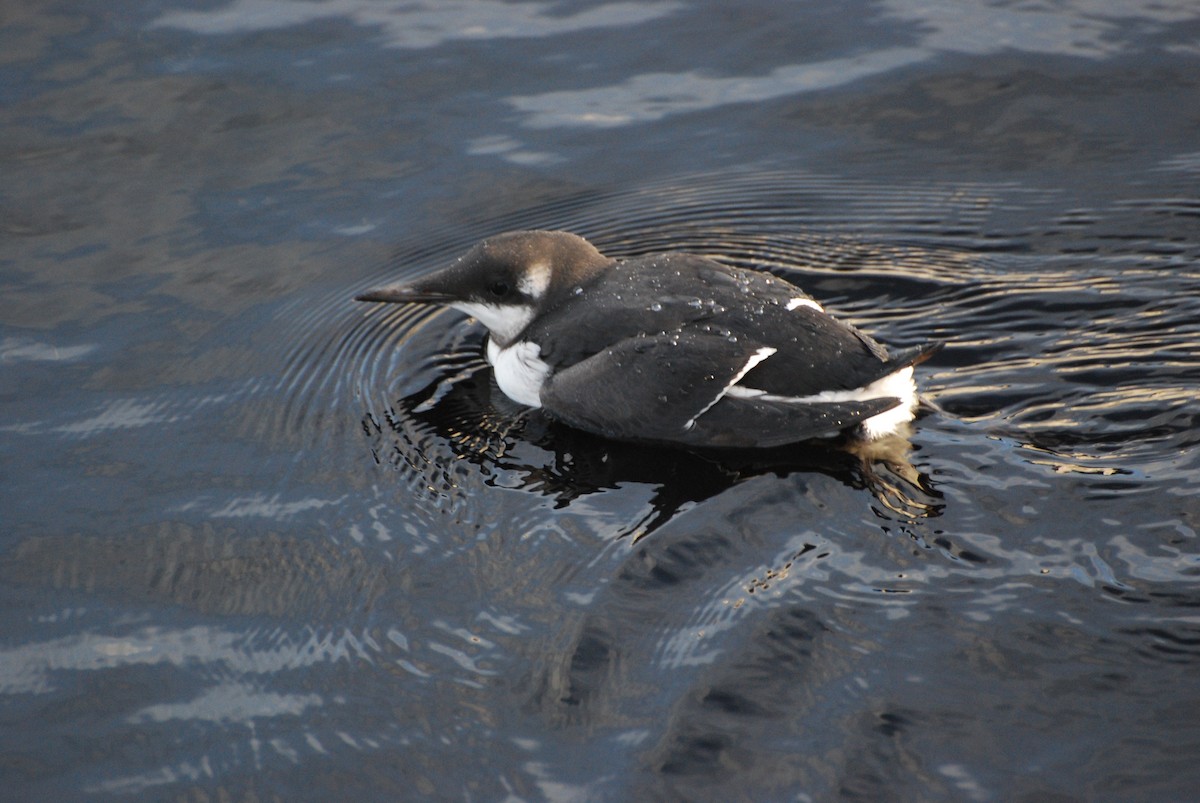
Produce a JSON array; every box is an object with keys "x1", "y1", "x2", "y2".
[{"x1": 356, "y1": 230, "x2": 940, "y2": 448}]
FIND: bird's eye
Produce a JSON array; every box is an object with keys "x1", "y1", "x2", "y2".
[{"x1": 488, "y1": 280, "x2": 510, "y2": 297}]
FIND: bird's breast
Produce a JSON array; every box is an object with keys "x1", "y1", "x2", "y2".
[{"x1": 486, "y1": 338, "x2": 552, "y2": 408}]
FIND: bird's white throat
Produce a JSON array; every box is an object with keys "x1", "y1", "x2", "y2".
[{"x1": 452, "y1": 301, "x2": 535, "y2": 346}]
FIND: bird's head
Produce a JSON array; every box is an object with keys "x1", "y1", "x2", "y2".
[{"x1": 356, "y1": 230, "x2": 611, "y2": 346}]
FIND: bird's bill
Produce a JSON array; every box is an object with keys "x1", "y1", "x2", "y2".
[{"x1": 354, "y1": 282, "x2": 451, "y2": 305}]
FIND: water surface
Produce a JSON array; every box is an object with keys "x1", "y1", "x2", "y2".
[{"x1": 3, "y1": 1, "x2": 1200, "y2": 800}]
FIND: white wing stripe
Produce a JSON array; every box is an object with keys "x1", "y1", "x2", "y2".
[
  {"x1": 684, "y1": 346, "x2": 776, "y2": 430},
  {"x1": 727, "y1": 365, "x2": 915, "y2": 405},
  {"x1": 786, "y1": 296, "x2": 823, "y2": 312},
  {"x1": 726, "y1": 365, "x2": 918, "y2": 437}
]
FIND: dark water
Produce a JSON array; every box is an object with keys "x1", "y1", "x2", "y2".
[{"x1": 4, "y1": 1, "x2": 1200, "y2": 800}]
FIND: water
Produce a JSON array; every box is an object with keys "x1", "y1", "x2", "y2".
[{"x1": 3, "y1": 1, "x2": 1199, "y2": 800}]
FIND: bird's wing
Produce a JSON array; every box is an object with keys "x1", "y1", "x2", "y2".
[
  {"x1": 679, "y1": 393, "x2": 899, "y2": 448},
  {"x1": 540, "y1": 331, "x2": 899, "y2": 447}
]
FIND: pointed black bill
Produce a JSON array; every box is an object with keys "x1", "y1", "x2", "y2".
[{"x1": 354, "y1": 283, "x2": 452, "y2": 305}]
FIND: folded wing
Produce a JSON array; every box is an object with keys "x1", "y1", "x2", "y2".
[{"x1": 540, "y1": 331, "x2": 903, "y2": 447}]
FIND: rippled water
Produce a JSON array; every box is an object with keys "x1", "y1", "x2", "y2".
[{"x1": 4, "y1": 1, "x2": 1200, "y2": 800}]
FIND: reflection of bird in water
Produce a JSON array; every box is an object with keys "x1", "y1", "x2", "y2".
[
  {"x1": 357, "y1": 231, "x2": 940, "y2": 449},
  {"x1": 362, "y1": 355, "x2": 943, "y2": 541}
]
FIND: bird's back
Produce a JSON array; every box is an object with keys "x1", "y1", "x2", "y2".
[{"x1": 527, "y1": 252, "x2": 897, "y2": 398}]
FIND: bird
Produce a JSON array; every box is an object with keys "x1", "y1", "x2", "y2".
[{"x1": 356, "y1": 230, "x2": 940, "y2": 449}]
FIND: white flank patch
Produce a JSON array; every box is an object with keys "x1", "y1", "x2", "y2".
[
  {"x1": 786, "y1": 296, "x2": 823, "y2": 312},
  {"x1": 517, "y1": 262, "x2": 552, "y2": 299},
  {"x1": 487, "y1": 338, "x2": 551, "y2": 408},
  {"x1": 727, "y1": 365, "x2": 917, "y2": 438},
  {"x1": 453, "y1": 301, "x2": 535, "y2": 345},
  {"x1": 685, "y1": 346, "x2": 777, "y2": 430}
]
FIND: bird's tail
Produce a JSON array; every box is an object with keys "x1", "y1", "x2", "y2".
[{"x1": 885, "y1": 341, "x2": 943, "y2": 371}]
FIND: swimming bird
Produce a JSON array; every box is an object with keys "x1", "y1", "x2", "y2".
[{"x1": 356, "y1": 230, "x2": 939, "y2": 448}]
